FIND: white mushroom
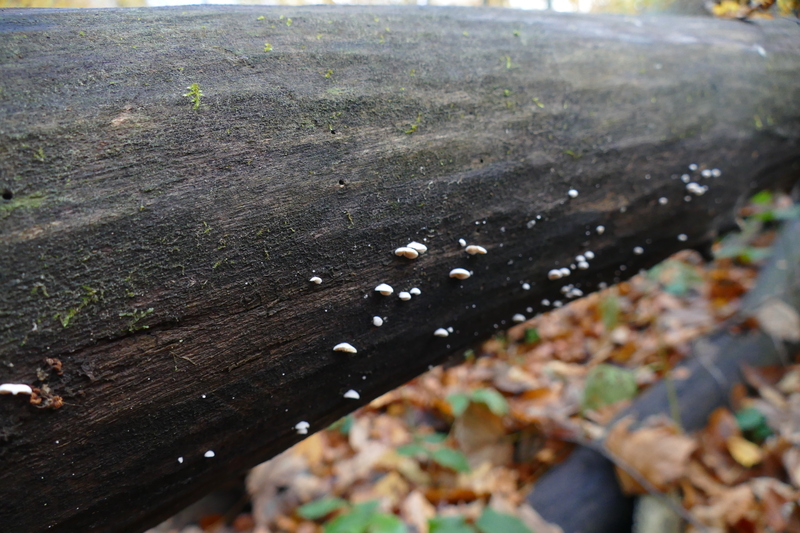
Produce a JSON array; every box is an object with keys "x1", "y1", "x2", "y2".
[
  {"x1": 449, "y1": 268, "x2": 472, "y2": 279},
  {"x1": 406, "y1": 241, "x2": 428, "y2": 254},
  {"x1": 559, "y1": 268, "x2": 571, "y2": 277},
  {"x1": 0, "y1": 384, "x2": 32, "y2": 395},
  {"x1": 343, "y1": 389, "x2": 360, "y2": 400},
  {"x1": 309, "y1": 276, "x2": 322, "y2": 284},
  {"x1": 409, "y1": 287, "x2": 421, "y2": 296},
  {"x1": 465, "y1": 245, "x2": 488, "y2": 255},
  {"x1": 398, "y1": 291, "x2": 412, "y2": 301},
  {"x1": 295, "y1": 421, "x2": 310, "y2": 435},
  {"x1": 395, "y1": 247, "x2": 419, "y2": 259},
  {"x1": 596, "y1": 225, "x2": 605, "y2": 235},
  {"x1": 204, "y1": 450, "x2": 215, "y2": 458},
  {"x1": 577, "y1": 261, "x2": 589, "y2": 270},
  {"x1": 584, "y1": 251, "x2": 595, "y2": 260},
  {"x1": 372, "y1": 316, "x2": 383, "y2": 327},
  {"x1": 458, "y1": 238, "x2": 467, "y2": 247},
  {"x1": 333, "y1": 342, "x2": 358, "y2": 354},
  {"x1": 568, "y1": 189, "x2": 579, "y2": 198},
  {"x1": 547, "y1": 269, "x2": 562, "y2": 280},
  {"x1": 512, "y1": 314, "x2": 526, "y2": 323},
  {"x1": 433, "y1": 328, "x2": 449, "y2": 337},
  {"x1": 633, "y1": 246, "x2": 644, "y2": 255},
  {"x1": 375, "y1": 283, "x2": 394, "y2": 296}
]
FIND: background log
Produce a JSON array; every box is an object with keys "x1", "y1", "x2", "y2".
[{"x1": 0, "y1": 6, "x2": 799, "y2": 532}]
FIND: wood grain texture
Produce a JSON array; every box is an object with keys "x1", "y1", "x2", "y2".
[{"x1": 0, "y1": 6, "x2": 798, "y2": 532}]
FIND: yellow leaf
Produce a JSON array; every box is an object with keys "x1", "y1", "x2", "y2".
[{"x1": 726, "y1": 435, "x2": 763, "y2": 467}]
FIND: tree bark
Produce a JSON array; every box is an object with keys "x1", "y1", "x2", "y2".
[{"x1": 0, "y1": 6, "x2": 798, "y2": 532}]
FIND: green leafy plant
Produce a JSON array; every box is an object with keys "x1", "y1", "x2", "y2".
[
  {"x1": 648, "y1": 259, "x2": 703, "y2": 296},
  {"x1": 735, "y1": 407, "x2": 773, "y2": 443},
  {"x1": 581, "y1": 364, "x2": 638, "y2": 412},
  {"x1": 397, "y1": 432, "x2": 470, "y2": 473},
  {"x1": 447, "y1": 387, "x2": 509, "y2": 418},
  {"x1": 183, "y1": 83, "x2": 203, "y2": 109},
  {"x1": 298, "y1": 499, "x2": 407, "y2": 533},
  {"x1": 428, "y1": 508, "x2": 532, "y2": 533}
]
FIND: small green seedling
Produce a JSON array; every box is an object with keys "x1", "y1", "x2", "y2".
[{"x1": 183, "y1": 83, "x2": 203, "y2": 109}]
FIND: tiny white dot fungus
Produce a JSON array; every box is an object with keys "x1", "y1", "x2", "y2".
[
  {"x1": 526, "y1": 220, "x2": 536, "y2": 229},
  {"x1": 309, "y1": 276, "x2": 322, "y2": 284},
  {"x1": 678, "y1": 234, "x2": 688, "y2": 242},
  {"x1": 559, "y1": 268, "x2": 571, "y2": 277},
  {"x1": 458, "y1": 238, "x2": 467, "y2": 247},
  {"x1": 522, "y1": 283, "x2": 531, "y2": 290},
  {"x1": 633, "y1": 246, "x2": 644, "y2": 255},
  {"x1": 575, "y1": 255, "x2": 585, "y2": 262},
  {"x1": 541, "y1": 299, "x2": 551, "y2": 306},
  {"x1": 596, "y1": 226, "x2": 605, "y2": 235},
  {"x1": 689, "y1": 163, "x2": 698, "y2": 171},
  {"x1": 658, "y1": 197, "x2": 668, "y2": 205},
  {"x1": 585, "y1": 251, "x2": 595, "y2": 260},
  {"x1": 406, "y1": 241, "x2": 428, "y2": 254},
  {"x1": 372, "y1": 316, "x2": 383, "y2": 327},
  {"x1": 333, "y1": 342, "x2": 357, "y2": 354},
  {"x1": 711, "y1": 168, "x2": 722, "y2": 178},
  {"x1": 295, "y1": 421, "x2": 310, "y2": 435},
  {"x1": 681, "y1": 174, "x2": 691, "y2": 183},
  {"x1": 686, "y1": 182, "x2": 707, "y2": 196},
  {"x1": 512, "y1": 314, "x2": 526, "y2": 323},
  {"x1": 395, "y1": 247, "x2": 419, "y2": 259},
  {"x1": 375, "y1": 283, "x2": 394, "y2": 295},
  {"x1": 447, "y1": 327, "x2": 454, "y2": 333},
  {"x1": 0, "y1": 384, "x2": 32, "y2": 395},
  {"x1": 398, "y1": 291, "x2": 412, "y2": 301},
  {"x1": 178, "y1": 457, "x2": 184, "y2": 464},
  {"x1": 553, "y1": 300, "x2": 563, "y2": 307},
  {"x1": 568, "y1": 189, "x2": 579, "y2": 198},
  {"x1": 409, "y1": 287, "x2": 421, "y2": 296},
  {"x1": 701, "y1": 169, "x2": 712, "y2": 178},
  {"x1": 547, "y1": 269, "x2": 562, "y2": 280},
  {"x1": 449, "y1": 268, "x2": 472, "y2": 279},
  {"x1": 465, "y1": 245, "x2": 488, "y2": 255},
  {"x1": 433, "y1": 328, "x2": 449, "y2": 337},
  {"x1": 343, "y1": 389, "x2": 360, "y2": 400},
  {"x1": 204, "y1": 450, "x2": 215, "y2": 458},
  {"x1": 578, "y1": 261, "x2": 589, "y2": 270}
]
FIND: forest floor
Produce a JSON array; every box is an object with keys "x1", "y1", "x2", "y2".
[{"x1": 149, "y1": 192, "x2": 800, "y2": 533}]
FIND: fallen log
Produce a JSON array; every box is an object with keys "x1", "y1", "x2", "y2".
[
  {"x1": 528, "y1": 217, "x2": 800, "y2": 532},
  {"x1": 0, "y1": 6, "x2": 798, "y2": 532}
]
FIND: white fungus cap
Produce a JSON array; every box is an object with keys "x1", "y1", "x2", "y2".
[
  {"x1": 0, "y1": 384, "x2": 32, "y2": 395},
  {"x1": 295, "y1": 421, "x2": 310, "y2": 434},
  {"x1": 522, "y1": 283, "x2": 531, "y2": 290},
  {"x1": 395, "y1": 247, "x2": 419, "y2": 259},
  {"x1": 343, "y1": 389, "x2": 360, "y2": 400},
  {"x1": 584, "y1": 251, "x2": 595, "y2": 260},
  {"x1": 678, "y1": 234, "x2": 688, "y2": 242},
  {"x1": 547, "y1": 269, "x2": 562, "y2": 280},
  {"x1": 465, "y1": 245, "x2": 488, "y2": 255},
  {"x1": 204, "y1": 450, "x2": 215, "y2": 458},
  {"x1": 658, "y1": 197, "x2": 668, "y2": 205},
  {"x1": 458, "y1": 238, "x2": 467, "y2": 247},
  {"x1": 568, "y1": 189, "x2": 579, "y2": 198},
  {"x1": 578, "y1": 261, "x2": 589, "y2": 270},
  {"x1": 375, "y1": 283, "x2": 394, "y2": 295},
  {"x1": 178, "y1": 457, "x2": 184, "y2": 464},
  {"x1": 596, "y1": 226, "x2": 605, "y2": 235},
  {"x1": 398, "y1": 291, "x2": 412, "y2": 301},
  {"x1": 433, "y1": 328, "x2": 449, "y2": 337},
  {"x1": 512, "y1": 313, "x2": 526, "y2": 323},
  {"x1": 407, "y1": 241, "x2": 428, "y2": 254},
  {"x1": 409, "y1": 287, "x2": 421, "y2": 296},
  {"x1": 559, "y1": 268, "x2": 571, "y2": 277},
  {"x1": 309, "y1": 276, "x2": 322, "y2": 284},
  {"x1": 633, "y1": 246, "x2": 644, "y2": 255},
  {"x1": 333, "y1": 342, "x2": 358, "y2": 354},
  {"x1": 449, "y1": 268, "x2": 472, "y2": 279},
  {"x1": 372, "y1": 316, "x2": 383, "y2": 327}
]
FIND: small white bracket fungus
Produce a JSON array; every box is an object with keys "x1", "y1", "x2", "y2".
[
  {"x1": 449, "y1": 268, "x2": 472, "y2": 279},
  {"x1": 433, "y1": 328, "x2": 449, "y2": 337},
  {"x1": 547, "y1": 269, "x2": 562, "y2": 280},
  {"x1": 522, "y1": 283, "x2": 531, "y2": 290},
  {"x1": 409, "y1": 287, "x2": 421, "y2": 296},
  {"x1": 512, "y1": 313, "x2": 526, "y2": 323},
  {"x1": 559, "y1": 268, "x2": 571, "y2": 277},
  {"x1": 178, "y1": 457, "x2": 184, "y2": 464},
  {"x1": 309, "y1": 276, "x2": 322, "y2": 284},
  {"x1": 398, "y1": 291, "x2": 412, "y2": 301},
  {"x1": 0, "y1": 384, "x2": 32, "y2": 395},
  {"x1": 633, "y1": 246, "x2": 644, "y2": 255},
  {"x1": 375, "y1": 283, "x2": 394, "y2": 296},
  {"x1": 394, "y1": 247, "x2": 419, "y2": 259},
  {"x1": 678, "y1": 234, "x2": 688, "y2": 242},
  {"x1": 596, "y1": 225, "x2": 605, "y2": 235},
  {"x1": 204, "y1": 450, "x2": 215, "y2": 458},
  {"x1": 295, "y1": 421, "x2": 310, "y2": 435},
  {"x1": 658, "y1": 197, "x2": 668, "y2": 205},
  {"x1": 458, "y1": 238, "x2": 467, "y2": 247},
  {"x1": 568, "y1": 189, "x2": 579, "y2": 198},
  {"x1": 584, "y1": 251, "x2": 595, "y2": 260},
  {"x1": 465, "y1": 245, "x2": 487, "y2": 255},
  {"x1": 577, "y1": 261, "x2": 589, "y2": 270},
  {"x1": 407, "y1": 241, "x2": 428, "y2": 254},
  {"x1": 343, "y1": 389, "x2": 360, "y2": 400},
  {"x1": 372, "y1": 316, "x2": 384, "y2": 327},
  {"x1": 333, "y1": 342, "x2": 358, "y2": 354}
]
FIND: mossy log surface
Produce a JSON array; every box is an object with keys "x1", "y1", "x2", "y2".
[{"x1": 0, "y1": 6, "x2": 798, "y2": 532}]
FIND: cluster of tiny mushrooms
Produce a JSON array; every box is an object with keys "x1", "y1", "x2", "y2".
[{"x1": 0, "y1": 165, "x2": 722, "y2": 460}]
